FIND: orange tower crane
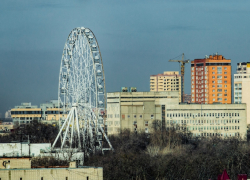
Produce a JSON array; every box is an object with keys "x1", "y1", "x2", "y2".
[{"x1": 169, "y1": 53, "x2": 189, "y2": 103}]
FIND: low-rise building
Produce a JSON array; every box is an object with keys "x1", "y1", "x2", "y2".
[
  {"x1": 0, "y1": 157, "x2": 103, "y2": 180},
  {"x1": 107, "y1": 91, "x2": 247, "y2": 139},
  {"x1": 11, "y1": 100, "x2": 66, "y2": 126},
  {"x1": 4, "y1": 110, "x2": 11, "y2": 118},
  {"x1": 11, "y1": 103, "x2": 42, "y2": 125},
  {"x1": 0, "y1": 118, "x2": 13, "y2": 135}
]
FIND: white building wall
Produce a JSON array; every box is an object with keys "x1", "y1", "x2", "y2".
[
  {"x1": 165, "y1": 103, "x2": 247, "y2": 139},
  {"x1": 107, "y1": 93, "x2": 121, "y2": 135},
  {"x1": 234, "y1": 73, "x2": 250, "y2": 124},
  {"x1": 0, "y1": 143, "x2": 51, "y2": 157},
  {"x1": 107, "y1": 91, "x2": 247, "y2": 139}
]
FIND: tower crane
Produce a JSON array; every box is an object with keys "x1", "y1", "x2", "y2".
[{"x1": 169, "y1": 53, "x2": 189, "y2": 103}]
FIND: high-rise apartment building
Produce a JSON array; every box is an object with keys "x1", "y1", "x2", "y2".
[
  {"x1": 191, "y1": 54, "x2": 231, "y2": 104},
  {"x1": 150, "y1": 71, "x2": 182, "y2": 102},
  {"x1": 234, "y1": 62, "x2": 250, "y2": 124}
]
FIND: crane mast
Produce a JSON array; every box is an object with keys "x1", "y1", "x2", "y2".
[{"x1": 169, "y1": 53, "x2": 189, "y2": 103}]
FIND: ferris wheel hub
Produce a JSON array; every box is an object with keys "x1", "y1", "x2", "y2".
[{"x1": 72, "y1": 103, "x2": 78, "y2": 107}]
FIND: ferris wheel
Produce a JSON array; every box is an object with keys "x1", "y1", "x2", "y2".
[{"x1": 52, "y1": 27, "x2": 113, "y2": 154}]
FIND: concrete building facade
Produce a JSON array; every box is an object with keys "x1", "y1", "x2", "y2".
[
  {"x1": 0, "y1": 157, "x2": 103, "y2": 180},
  {"x1": 107, "y1": 91, "x2": 247, "y2": 139},
  {"x1": 150, "y1": 71, "x2": 182, "y2": 102},
  {"x1": 4, "y1": 110, "x2": 11, "y2": 118},
  {"x1": 0, "y1": 143, "x2": 51, "y2": 157},
  {"x1": 184, "y1": 94, "x2": 191, "y2": 103},
  {"x1": 234, "y1": 62, "x2": 250, "y2": 124},
  {"x1": 191, "y1": 54, "x2": 231, "y2": 104},
  {"x1": 0, "y1": 119, "x2": 13, "y2": 135},
  {"x1": 11, "y1": 100, "x2": 66, "y2": 126},
  {"x1": 11, "y1": 103, "x2": 42, "y2": 125}
]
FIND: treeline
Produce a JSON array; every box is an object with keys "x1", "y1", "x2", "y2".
[
  {"x1": 0, "y1": 121, "x2": 58, "y2": 143},
  {"x1": 86, "y1": 127, "x2": 250, "y2": 180},
  {"x1": 1, "y1": 121, "x2": 250, "y2": 179}
]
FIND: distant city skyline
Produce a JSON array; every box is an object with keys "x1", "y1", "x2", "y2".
[{"x1": 1, "y1": 0, "x2": 250, "y2": 116}]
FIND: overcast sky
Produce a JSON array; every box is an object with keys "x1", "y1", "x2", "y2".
[{"x1": 0, "y1": 0, "x2": 250, "y2": 116}]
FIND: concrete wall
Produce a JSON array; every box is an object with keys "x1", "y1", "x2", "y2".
[
  {"x1": 0, "y1": 167, "x2": 103, "y2": 180},
  {"x1": 0, "y1": 157, "x2": 31, "y2": 169},
  {"x1": 0, "y1": 143, "x2": 51, "y2": 157}
]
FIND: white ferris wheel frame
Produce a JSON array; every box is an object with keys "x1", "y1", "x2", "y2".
[{"x1": 52, "y1": 27, "x2": 113, "y2": 153}]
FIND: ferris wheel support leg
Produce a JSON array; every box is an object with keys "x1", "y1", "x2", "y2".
[
  {"x1": 61, "y1": 108, "x2": 74, "y2": 149},
  {"x1": 82, "y1": 120, "x2": 87, "y2": 150},
  {"x1": 75, "y1": 108, "x2": 81, "y2": 149},
  {"x1": 88, "y1": 117, "x2": 95, "y2": 153},
  {"x1": 52, "y1": 109, "x2": 73, "y2": 149},
  {"x1": 99, "y1": 126, "x2": 114, "y2": 151},
  {"x1": 70, "y1": 108, "x2": 75, "y2": 149}
]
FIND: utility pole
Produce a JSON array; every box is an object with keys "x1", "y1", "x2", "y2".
[
  {"x1": 28, "y1": 135, "x2": 30, "y2": 157},
  {"x1": 169, "y1": 53, "x2": 189, "y2": 103},
  {"x1": 18, "y1": 128, "x2": 24, "y2": 157}
]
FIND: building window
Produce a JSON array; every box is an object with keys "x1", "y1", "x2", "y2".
[
  {"x1": 134, "y1": 115, "x2": 136, "y2": 118},
  {"x1": 128, "y1": 115, "x2": 130, "y2": 118},
  {"x1": 140, "y1": 115, "x2": 142, "y2": 118},
  {"x1": 151, "y1": 115, "x2": 154, "y2": 119},
  {"x1": 145, "y1": 121, "x2": 148, "y2": 126}
]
